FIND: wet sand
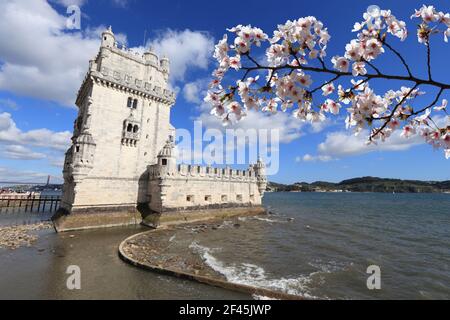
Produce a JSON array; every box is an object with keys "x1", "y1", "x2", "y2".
[{"x1": 0, "y1": 224, "x2": 249, "y2": 299}]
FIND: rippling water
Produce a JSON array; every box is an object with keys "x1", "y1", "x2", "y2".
[
  {"x1": 0, "y1": 192, "x2": 449, "y2": 299},
  {"x1": 188, "y1": 192, "x2": 450, "y2": 299}
]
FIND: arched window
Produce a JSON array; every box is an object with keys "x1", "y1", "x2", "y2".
[
  {"x1": 133, "y1": 99, "x2": 138, "y2": 109},
  {"x1": 127, "y1": 123, "x2": 133, "y2": 132},
  {"x1": 133, "y1": 125, "x2": 139, "y2": 133},
  {"x1": 127, "y1": 97, "x2": 133, "y2": 108}
]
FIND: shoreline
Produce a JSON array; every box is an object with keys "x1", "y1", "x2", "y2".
[{"x1": 118, "y1": 217, "x2": 304, "y2": 300}]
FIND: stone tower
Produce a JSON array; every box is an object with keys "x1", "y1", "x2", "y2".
[
  {"x1": 254, "y1": 157, "x2": 268, "y2": 196},
  {"x1": 53, "y1": 27, "x2": 176, "y2": 232}
]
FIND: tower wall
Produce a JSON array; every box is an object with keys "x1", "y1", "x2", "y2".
[{"x1": 53, "y1": 27, "x2": 175, "y2": 232}]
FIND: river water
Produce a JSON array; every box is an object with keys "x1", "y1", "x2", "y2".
[{"x1": 0, "y1": 192, "x2": 449, "y2": 299}]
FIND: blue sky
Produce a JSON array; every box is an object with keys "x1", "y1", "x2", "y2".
[{"x1": 0, "y1": 0, "x2": 449, "y2": 184}]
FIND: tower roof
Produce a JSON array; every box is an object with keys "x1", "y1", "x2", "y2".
[
  {"x1": 158, "y1": 140, "x2": 175, "y2": 158},
  {"x1": 102, "y1": 26, "x2": 114, "y2": 36}
]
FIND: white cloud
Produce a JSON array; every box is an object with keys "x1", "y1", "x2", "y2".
[
  {"x1": 2, "y1": 145, "x2": 46, "y2": 160},
  {"x1": 296, "y1": 154, "x2": 334, "y2": 162},
  {"x1": 0, "y1": 112, "x2": 71, "y2": 151},
  {"x1": 0, "y1": 1, "x2": 214, "y2": 105},
  {"x1": 146, "y1": 29, "x2": 214, "y2": 83},
  {"x1": 0, "y1": 0, "x2": 100, "y2": 106},
  {"x1": 182, "y1": 79, "x2": 207, "y2": 104},
  {"x1": 317, "y1": 129, "x2": 423, "y2": 158}
]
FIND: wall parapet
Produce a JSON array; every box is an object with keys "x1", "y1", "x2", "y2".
[{"x1": 148, "y1": 164, "x2": 259, "y2": 182}]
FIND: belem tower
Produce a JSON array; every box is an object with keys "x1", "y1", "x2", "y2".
[{"x1": 52, "y1": 27, "x2": 267, "y2": 232}]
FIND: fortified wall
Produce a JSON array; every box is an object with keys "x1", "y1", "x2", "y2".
[{"x1": 142, "y1": 140, "x2": 267, "y2": 226}]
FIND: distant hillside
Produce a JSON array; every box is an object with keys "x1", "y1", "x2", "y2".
[{"x1": 267, "y1": 177, "x2": 450, "y2": 193}]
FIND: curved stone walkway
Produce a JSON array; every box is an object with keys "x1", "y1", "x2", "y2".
[{"x1": 119, "y1": 221, "x2": 304, "y2": 300}]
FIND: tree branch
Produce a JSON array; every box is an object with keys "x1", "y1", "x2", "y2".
[
  {"x1": 426, "y1": 40, "x2": 432, "y2": 81},
  {"x1": 363, "y1": 59, "x2": 382, "y2": 75},
  {"x1": 370, "y1": 84, "x2": 419, "y2": 140},
  {"x1": 381, "y1": 39, "x2": 413, "y2": 78},
  {"x1": 240, "y1": 62, "x2": 450, "y2": 90},
  {"x1": 410, "y1": 87, "x2": 443, "y2": 116},
  {"x1": 310, "y1": 74, "x2": 340, "y2": 94}
]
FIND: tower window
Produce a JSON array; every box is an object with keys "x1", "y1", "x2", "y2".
[
  {"x1": 205, "y1": 195, "x2": 212, "y2": 202},
  {"x1": 75, "y1": 146, "x2": 80, "y2": 152},
  {"x1": 127, "y1": 123, "x2": 133, "y2": 132},
  {"x1": 133, "y1": 125, "x2": 139, "y2": 133},
  {"x1": 186, "y1": 195, "x2": 194, "y2": 203},
  {"x1": 133, "y1": 99, "x2": 138, "y2": 109},
  {"x1": 162, "y1": 159, "x2": 167, "y2": 166},
  {"x1": 236, "y1": 194, "x2": 243, "y2": 202},
  {"x1": 221, "y1": 195, "x2": 227, "y2": 202},
  {"x1": 127, "y1": 97, "x2": 133, "y2": 108}
]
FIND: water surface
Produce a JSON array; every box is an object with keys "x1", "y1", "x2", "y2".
[{"x1": 0, "y1": 192, "x2": 449, "y2": 299}]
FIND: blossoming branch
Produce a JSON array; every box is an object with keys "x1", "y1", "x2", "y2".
[{"x1": 205, "y1": 5, "x2": 450, "y2": 159}]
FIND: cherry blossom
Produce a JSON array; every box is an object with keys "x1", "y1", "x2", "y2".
[
  {"x1": 321, "y1": 99, "x2": 341, "y2": 115},
  {"x1": 411, "y1": 5, "x2": 450, "y2": 44},
  {"x1": 401, "y1": 125, "x2": 416, "y2": 138},
  {"x1": 205, "y1": 4, "x2": 450, "y2": 158},
  {"x1": 322, "y1": 83, "x2": 335, "y2": 96},
  {"x1": 434, "y1": 99, "x2": 447, "y2": 111},
  {"x1": 332, "y1": 56, "x2": 350, "y2": 72}
]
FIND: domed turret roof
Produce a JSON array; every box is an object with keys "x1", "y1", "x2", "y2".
[
  {"x1": 102, "y1": 26, "x2": 114, "y2": 36},
  {"x1": 158, "y1": 140, "x2": 174, "y2": 158},
  {"x1": 255, "y1": 157, "x2": 265, "y2": 168}
]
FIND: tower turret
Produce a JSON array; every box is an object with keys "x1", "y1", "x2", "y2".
[
  {"x1": 157, "y1": 139, "x2": 176, "y2": 175},
  {"x1": 254, "y1": 157, "x2": 267, "y2": 195},
  {"x1": 71, "y1": 131, "x2": 96, "y2": 183},
  {"x1": 101, "y1": 26, "x2": 115, "y2": 48},
  {"x1": 160, "y1": 56, "x2": 170, "y2": 72},
  {"x1": 144, "y1": 46, "x2": 159, "y2": 65},
  {"x1": 160, "y1": 56, "x2": 170, "y2": 82}
]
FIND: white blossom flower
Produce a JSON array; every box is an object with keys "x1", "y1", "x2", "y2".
[
  {"x1": 229, "y1": 56, "x2": 241, "y2": 70},
  {"x1": 345, "y1": 40, "x2": 363, "y2": 61},
  {"x1": 364, "y1": 38, "x2": 384, "y2": 60},
  {"x1": 388, "y1": 118, "x2": 400, "y2": 130},
  {"x1": 261, "y1": 98, "x2": 279, "y2": 113},
  {"x1": 297, "y1": 74, "x2": 312, "y2": 87},
  {"x1": 401, "y1": 125, "x2": 416, "y2": 138},
  {"x1": 227, "y1": 101, "x2": 245, "y2": 120},
  {"x1": 321, "y1": 82, "x2": 335, "y2": 96},
  {"x1": 210, "y1": 105, "x2": 225, "y2": 117},
  {"x1": 434, "y1": 99, "x2": 448, "y2": 111},
  {"x1": 234, "y1": 36, "x2": 250, "y2": 54},
  {"x1": 321, "y1": 99, "x2": 341, "y2": 115},
  {"x1": 331, "y1": 56, "x2": 350, "y2": 72},
  {"x1": 414, "y1": 108, "x2": 431, "y2": 124},
  {"x1": 445, "y1": 28, "x2": 450, "y2": 42},
  {"x1": 352, "y1": 62, "x2": 367, "y2": 76}
]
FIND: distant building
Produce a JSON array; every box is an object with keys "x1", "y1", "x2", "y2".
[{"x1": 52, "y1": 27, "x2": 267, "y2": 232}]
